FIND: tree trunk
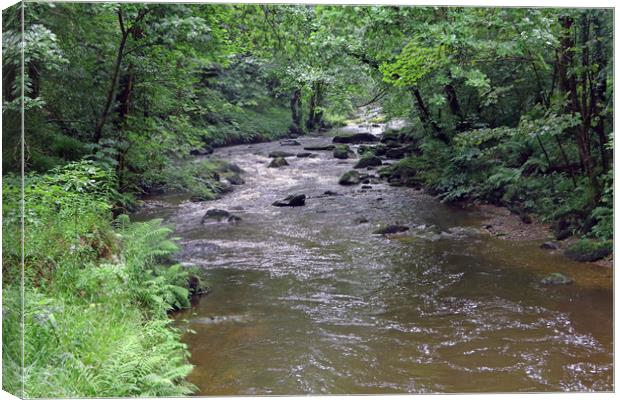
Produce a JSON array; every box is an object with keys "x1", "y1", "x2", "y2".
[
  {"x1": 443, "y1": 72, "x2": 464, "y2": 126},
  {"x1": 289, "y1": 88, "x2": 303, "y2": 135},
  {"x1": 116, "y1": 65, "x2": 134, "y2": 126},
  {"x1": 557, "y1": 14, "x2": 594, "y2": 183},
  {"x1": 591, "y1": 12, "x2": 610, "y2": 172},
  {"x1": 306, "y1": 81, "x2": 324, "y2": 131},
  {"x1": 410, "y1": 87, "x2": 449, "y2": 143},
  {"x1": 93, "y1": 10, "x2": 130, "y2": 143}
]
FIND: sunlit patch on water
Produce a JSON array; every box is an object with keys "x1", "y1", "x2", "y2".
[{"x1": 136, "y1": 130, "x2": 612, "y2": 394}]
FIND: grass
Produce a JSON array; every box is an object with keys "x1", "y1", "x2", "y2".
[{"x1": 2, "y1": 162, "x2": 201, "y2": 397}]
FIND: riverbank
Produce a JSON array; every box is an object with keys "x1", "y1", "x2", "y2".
[{"x1": 474, "y1": 203, "x2": 613, "y2": 268}]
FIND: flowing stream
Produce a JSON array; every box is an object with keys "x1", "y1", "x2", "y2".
[{"x1": 133, "y1": 124, "x2": 612, "y2": 394}]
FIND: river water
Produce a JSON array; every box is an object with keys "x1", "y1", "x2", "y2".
[{"x1": 133, "y1": 125, "x2": 612, "y2": 394}]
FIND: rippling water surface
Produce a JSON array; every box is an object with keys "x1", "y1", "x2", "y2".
[{"x1": 133, "y1": 125, "x2": 612, "y2": 394}]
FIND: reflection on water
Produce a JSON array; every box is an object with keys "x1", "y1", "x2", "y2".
[{"x1": 134, "y1": 129, "x2": 612, "y2": 394}]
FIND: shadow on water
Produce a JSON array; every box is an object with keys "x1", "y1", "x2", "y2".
[{"x1": 133, "y1": 125, "x2": 612, "y2": 394}]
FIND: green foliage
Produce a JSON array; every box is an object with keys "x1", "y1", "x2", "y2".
[
  {"x1": 2, "y1": 165, "x2": 199, "y2": 397},
  {"x1": 380, "y1": 40, "x2": 447, "y2": 87},
  {"x1": 590, "y1": 170, "x2": 613, "y2": 240}
]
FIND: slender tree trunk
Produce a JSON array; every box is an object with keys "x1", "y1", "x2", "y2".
[
  {"x1": 289, "y1": 88, "x2": 303, "y2": 135},
  {"x1": 306, "y1": 81, "x2": 324, "y2": 131},
  {"x1": 410, "y1": 87, "x2": 448, "y2": 143},
  {"x1": 557, "y1": 14, "x2": 595, "y2": 184},
  {"x1": 93, "y1": 10, "x2": 130, "y2": 143},
  {"x1": 443, "y1": 72, "x2": 464, "y2": 126},
  {"x1": 591, "y1": 12, "x2": 610, "y2": 172},
  {"x1": 116, "y1": 65, "x2": 134, "y2": 125}
]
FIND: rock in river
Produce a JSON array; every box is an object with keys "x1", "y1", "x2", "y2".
[
  {"x1": 296, "y1": 152, "x2": 314, "y2": 158},
  {"x1": 268, "y1": 157, "x2": 289, "y2": 168},
  {"x1": 332, "y1": 133, "x2": 379, "y2": 144},
  {"x1": 304, "y1": 144, "x2": 335, "y2": 151},
  {"x1": 269, "y1": 151, "x2": 295, "y2": 158},
  {"x1": 224, "y1": 172, "x2": 245, "y2": 185},
  {"x1": 540, "y1": 241, "x2": 561, "y2": 250},
  {"x1": 201, "y1": 209, "x2": 241, "y2": 224},
  {"x1": 540, "y1": 272, "x2": 573, "y2": 285},
  {"x1": 373, "y1": 225, "x2": 409, "y2": 235},
  {"x1": 564, "y1": 240, "x2": 612, "y2": 262},
  {"x1": 280, "y1": 139, "x2": 301, "y2": 146},
  {"x1": 354, "y1": 155, "x2": 382, "y2": 169},
  {"x1": 333, "y1": 145, "x2": 352, "y2": 159},
  {"x1": 338, "y1": 170, "x2": 361, "y2": 185},
  {"x1": 272, "y1": 194, "x2": 306, "y2": 207}
]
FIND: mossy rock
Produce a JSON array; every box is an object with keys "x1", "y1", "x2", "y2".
[
  {"x1": 540, "y1": 272, "x2": 573, "y2": 285},
  {"x1": 222, "y1": 172, "x2": 245, "y2": 185},
  {"x1": 303, "y1": 144, "x2": 335, "y2": 151},
  {"x1": 338, "y1": 170, "x2": 361, "y2": 185},
  {"x1": 332, "y1": 133, "x2": 379, "y2": 144},
  {"x1": 333, "y1": 145, "x2": 351, "y2": 159},
  {"x1": 354, "y1": 155, "x2": 382, "y2": 169},
  {"x1": 268, "y1": 151, "x2": 295, "y2": 158},
  {"x1": 564, "y1": 239, "x2": 612, "y2": 262},
  {"x1": 268, "y1": 157, "x2": 289, "y2": 168}
]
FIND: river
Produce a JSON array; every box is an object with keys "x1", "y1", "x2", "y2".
[{"x1": 132, "y1": 124, "x2": 612, "y2": 394}]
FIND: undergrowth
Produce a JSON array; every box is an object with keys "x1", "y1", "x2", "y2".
[{"x1": 2, "y1": 161, "x2": 202, "y2": 397}]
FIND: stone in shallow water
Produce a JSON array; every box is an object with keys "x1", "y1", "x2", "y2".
[
  {"x1": 268, "y1": 157, "x2": 289, "y2": 168},
  {"x1": 332, "y1": 133, "x2": 379, "y2": 144},
  {"x1": 540, "y1": 241, "x2": 561, "y2": 250},
  {"x1": 540, "y1": 272, "x2": 573, "y2": 285},
  {"x1": 303, "y1": 144, "x2": 335, "y2": 151},
  {"x1": 272, "y1": 194, "x2": 306, "y2": 207},
  {"x1": 333, "y1": 145, "x2": 351, "y2": 159},
  {"x1": 373, "y1": 225, "x2": 409, "y2": 235},
  {"x1": 354, "y1": 155, "x2": 382, "y2": 169},
  {"x1": 268, "y1": 151, "x2": 295, "y2": 158},
  {"x1": 201, "y1": 209, "x2": 241, "y2": 224},
  {"x1": 280, "y1": 139, "x2": 301, "y2": 146},
  {"x1": 339, "y1": 170, "x2": 361, "y2": 185}
]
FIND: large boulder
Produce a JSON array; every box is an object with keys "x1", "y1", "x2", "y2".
[
  {"x1": 373, "y1": 225, "x2": 409, "y2": 235},
  {"x1": 201, "y1": 209, "x2": 241, "y2": 224},
  {"x1": 272, "y1": 194, "x2": 306, "y2": 207},
  {"x1": 268, "y1": 157, "x2": 289, "y2": 168},
  {"x1": 338, "y1": 170, "x2": 361, "y2": 185},
  {"x1": 564, "y1": 240, "x2": 612, "y2": 262},
  {"x1": 332, "y1": 133, "x2": 379, "y2": 144},
  {"x1": 304, "y1": 144, "x2": 335, "y2": 151},
  {"x1": 269, "y1": 151, "x2": 295, "y2": 158},
  {"x1": 354, "y1": 155, "x2": 382, "y2": 169},
  {"x1": 333, "y1": 145, "x2": 352, "y2": 159},
  {"x1": 296, "y1": 152, "x2": 314, "y2": 158}
]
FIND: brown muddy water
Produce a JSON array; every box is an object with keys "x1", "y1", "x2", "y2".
[{"x1": 133, "y1": 125, "x2": 613, "y2": 394}]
